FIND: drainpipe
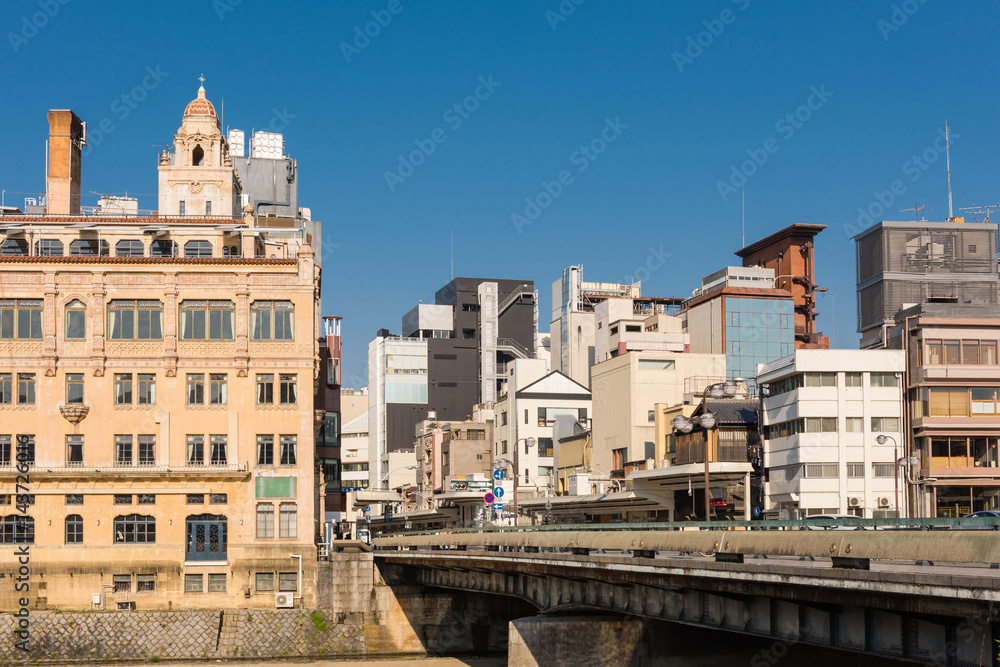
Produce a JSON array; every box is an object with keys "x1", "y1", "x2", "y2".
[
  {"x1": 289, "y1": 554, "x2": 302, "y2": 604},
  {"x1": 99, "y1": 584, "x2": 114, "y2": 610},
  {"x1": 253, "y1": 160, "x2": 294, "y2": 215}
]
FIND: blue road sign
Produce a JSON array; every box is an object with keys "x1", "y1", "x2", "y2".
[
  {"x1": 752, "y1": 507, "x2": 761, "y2": 518},
  {"x1": 493, "y1": 469, "x2": 504, "y2": 481},
  {"x1": 364, "y1": 505, "x2": 370, "y2": 512},
  {"x1": 493, "y1": 486, "x2": 504, "y2": 498},
  {"x1": 364, "y1": 515, "x2": 370, "y2": 522},
  {"x1": 494, "y1": 503, "x2": 504, "y2": 511}
]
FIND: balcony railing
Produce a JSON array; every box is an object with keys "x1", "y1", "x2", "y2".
[{"x1": 0, "y1": 462, "x2": 249, "y2": 476}]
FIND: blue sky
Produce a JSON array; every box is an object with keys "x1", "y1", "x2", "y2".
[{"x1": 3, "y1": 0, "x2": 1000, "y2": 385}]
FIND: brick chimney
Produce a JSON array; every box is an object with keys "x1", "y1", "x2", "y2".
[{"x1": 46, "y1": 110, "x2": 85, "y2": 215}]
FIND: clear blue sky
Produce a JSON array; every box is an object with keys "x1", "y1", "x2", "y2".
[{"x1": 3, "y1": 1, "x2": 999, "y2": 386}]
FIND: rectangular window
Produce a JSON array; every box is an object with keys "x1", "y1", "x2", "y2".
[
  {"x1": 107, "y1": 300, "x2": 163, "y2": 340},
  {"x1": 847, "y1": 463, "x2": 864, "y2": 478},
  {"x1": 137, "y1": 494, "x2": 155, "y2": 505},
  {"x1": 251, "y1": 301, "x2": 295, "y2": 341},
  {"x1": 929, "y1": 387, "x2": 970, "y2": 417},
  {"x1": 114, "y1": 373, "x2": 133, "y2": 405},
  {"x1": 872, "y1": 417, "x2": 900, "y2": 433},
  {"x1": 186, "y1": 494, "x2": 204, "y2": 504},
  {"x1": 971, "y1": 388, "x2": 1000, "y2": 415},
  {"x1": 66, "y1": 435, "x2": 84, "y2": 466},
  {"x1": 279, "y1": 374, "x2": 297, "y2": 405},
  {"x1": 637, "y1": 359, "x2": 675, "y2": 370},
  {"x1": 870, "y1": 373, "x2": 899, "y2": 388},
  {"x1": 0, "y1": 300, "x2": 42, "y2": 340},
  {"x1": 210, "y1": 493, "x2": 227, "y2": 505},
  {"x1": 16, "y1": 434, "x2": 35, "y2": 464},
  {"x1": 113, "y1": 575, "x2": 131, "y2": 593},
  {"x1": 66, "y1": 373, "x2": 84, "y2": 404},
  {"x1": 0, "y1": 374, "x2": 10, "y2": 404},
  {"x1": 256, "y1": 374, "x2": 274, "y2": 404},
  {"x1": 257, "y1": 435, "x2": 274, "y2": 465},
  {"x1": 255, "y1": 572, "x2": 274, "y2": 591},
  {"x1": 138, "y1": 435, "x2": 155, "y2": 465},
  {"x1": 537, "y1": 437, "x2": 553, "y2": 457},
  {"x1": 983, "y1": 342, "x2": 998, "y2": 365},
  {"x1": 187, "y1": 435, "x2": 204, "y2": 465},
  {"x1": 873, "y1": 462, "x2": 895, "y2": 477},
  {"x1": 209, "y1": 374, "x2": 227, "y2": 405},
  {"x1": 114, "y1": 494, "x2": 133, "y2": 505},
  {"x1": 279, "y1": 435, "x2": 297, "y2": 466},
  {"x1": 803, "y1": 463, "x2": 838, "y2": 478},
  {"x1": 944, "y1": 340, "x2": 961, "y2": 365},
  {"x1": 65, "y1": 494, "x2": 83, "y2": 505},
  {"x1": 257, "y1": 503, "x2": 274, "y2": 538},
  {"x1": 962, "y1": 340, "x2": 980, "y2": 365},
  {"x1": 0, "y1": 435, "x2": 9, "y2": 465},
  {"x1": 179, "y1": 201, "x2": 186, "y2": 216},
  {"x1": 115, "y1": 435, "x2": 132, "y2": 466},
  {"x1": 805, "y1": 372, "x2": 836, "y2": 387},
  {"x1": 278, "y1": 572, "x2": 298, "y2": 592},
  {"x1": 925, "y1": 340, "x2": 943, "y2": 365},
  {"x1": 502, "y1": 412, "x2": 508, "y2": 426},
  {"x1": 648, "y1": 410, "x2": 655, "y2": 422},
  {"x1": 210, "y1": 435, "x2": 227, "y2": 465},
  {"x1": 845, "y1": 417, "x2": 864, "y2": 433},
  {"x1": 279, "y1": 502, "x2": 297, "y2": 538},
  {"x1": 179, "y1": 300, "x2": 235, "y2": 340},
  {"x1": 207, "y1": 574, "x2": 227, "y2": 592},
  {"x1": 184, "y1": 574, "x2": 203, "y2": 593},
  {"x1": 137, "y1": 374, "x2": 156, "y2": 405},
  {"x1": 206, "y1": 200, "x2": 212, "y2": 216},
  {"x1": 844, "y1": 373, "x2": 862, "y2": 388},
  {"x1": 804, "y1": 417, "x2": 837, "y2": 433},
  {"x1": 136, "y1": 574, "x2": 155, "y2": 592},
  {"x1": 186, "y1": 374, "x2": 205, "y2": 405}
]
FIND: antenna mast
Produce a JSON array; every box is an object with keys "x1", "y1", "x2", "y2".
[
  {"x1": 742, "y1": 187, "x2": 745, "y2": 248},
  {"x1": 945, "y1": 121, "x2": 953, "y2": 220}
]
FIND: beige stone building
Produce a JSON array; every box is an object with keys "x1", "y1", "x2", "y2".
[{"x1": 0, "y1": 95, "x2": 322, "y2": 612}]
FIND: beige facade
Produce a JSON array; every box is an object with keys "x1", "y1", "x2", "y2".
[
  {"x1": 591, "y1": 351, "x2": 726, "y2": 477},
  {"x1": 0, "y1": 217, "x2": 321, "y2": 611}
]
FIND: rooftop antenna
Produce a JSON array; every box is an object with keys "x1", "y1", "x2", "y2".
[
  {"x1": 742, "y1": 187, "x2": 745, "y2": 248},
  {"x1": 945, "y1": 121, "x2": 953, "y2": 220},
  {"x1": 900, "y1": 204, "x2": 928, "y2": 222},
  {"x1": 450, "y1": 232, "x2": 454, "y2": 280}
]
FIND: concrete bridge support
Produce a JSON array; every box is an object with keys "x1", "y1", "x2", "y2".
[{"x1": 509, "y1": 615, "x2": 659, "y2": 667}]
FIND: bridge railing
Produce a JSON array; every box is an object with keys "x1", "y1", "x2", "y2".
[{"x1": 372, "y1": 515, "x2": 1000, "y2": 538}]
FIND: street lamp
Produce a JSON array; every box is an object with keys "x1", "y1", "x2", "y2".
[
  {"x1": 878, "y1": 433, "x2": 919, "y2": 518},
  {"x1": 380, "y1": 465, "x2": 417, "y2": 490},
  {"x1": 673, "y1": 380, "x2": 739, "y2": 521}
]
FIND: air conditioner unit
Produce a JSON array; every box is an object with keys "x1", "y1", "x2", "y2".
[
  {"x1": 116, "y1": 601, "x2": 136, "y2": 611},
  {"x1": 848, "y1": 497, "x2": 861, "y2": 508},
  {"x1": 275, "y1": 592, "x2": 294, "y2": 609},
  {"x1": 878, "y1": 497, "x2": 891, "y2": 508}
]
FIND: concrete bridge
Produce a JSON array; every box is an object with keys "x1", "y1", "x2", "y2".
[{"x1": 374, "y1": 522, "x2": 1000, "y2": 666}]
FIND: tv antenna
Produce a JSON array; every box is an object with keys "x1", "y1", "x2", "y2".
[
  {"x1": 899, "y1": 204, "x2": 928, "y2": 222},
  {"x1": 959, "y1": 204, "x2": 1000, "y2": 225}
]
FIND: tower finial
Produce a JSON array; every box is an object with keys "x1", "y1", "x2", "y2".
[{"x1": 197, "y1": 74, "x2": 206, "y2": 95}]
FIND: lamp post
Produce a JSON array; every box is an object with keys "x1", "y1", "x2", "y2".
[
  {"x1": 673, "y1": 380, "x2": 738, "y2": 521},
  {"x1": 380, "y1": 465, "x2": 417, "y2": 490},
  {"x1": 879, "y1": 433, "x2": 919, "y2": 518},
  {"x1": 511, "y1": 437, "x2": 535, "y2": 523}
]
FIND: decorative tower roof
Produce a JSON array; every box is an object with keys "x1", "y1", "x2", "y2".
[{"x1": 183, "y1": 75, "x2": 218, "y2": 119}]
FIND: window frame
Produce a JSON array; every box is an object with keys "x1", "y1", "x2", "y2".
[{"x1": 64, "y1": 300, "x2": 87, "y2": 340}]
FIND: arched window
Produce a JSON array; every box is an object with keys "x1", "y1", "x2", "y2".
[
  {"x1": 65, "y1": 299, "x2": 86, "y2": 340},
  {"x1": 192, "y1": 144, "x2": 205, "y2": 166},
  {"x1": 0, "y1": 515, "x2": 33, "y2": 544},
  {"x1": 186, "y1": 514, "x2": 227, "y2": 561},
  {"x1": 222, "y1": 245, "x2": 241, "y2": 258},
  {"x1": 114, "y1": 514, "x2": 155, "y2": 543},
  {"x1": 115, "y1": 239, "x2": 144, "y2": 257},
  {"x1": 66, "y1": 514, "x2": 83, "y2": 544},
  {"x1": 184, "y1": 240, "x2": 213, "y2": 258},
  {"x1": 1, "y1": 239, "x2": 27, "y2": 256},
  {"x1": 150, "y1": 240, "x2": 177, "y2": 258},
  {"x1": 70, "y1": 239, "x2": 109, "y2": 257},
  {"x1": 34, "y1": 239, "x2": 64, "y2": 256}
]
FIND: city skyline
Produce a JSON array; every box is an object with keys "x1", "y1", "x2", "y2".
[{"x1": 3, "y1": 1, "x2": 999, "y2": 384}]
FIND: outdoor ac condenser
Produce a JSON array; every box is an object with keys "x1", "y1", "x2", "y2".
[{"x1": 275, "y1": 592, "x2": 294, "y2": 608}]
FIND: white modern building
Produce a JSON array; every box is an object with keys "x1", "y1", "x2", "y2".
[
  {"x1": 758, "y1": 349, "x2": 906, "y2": 519},
  {"x1": 493, "y1": 358, "x2": 592, "y2": 504}
]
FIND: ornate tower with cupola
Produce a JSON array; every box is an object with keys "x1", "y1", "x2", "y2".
[{"x1": 157, "y1": 78, "x2": 241, "y2": 217}]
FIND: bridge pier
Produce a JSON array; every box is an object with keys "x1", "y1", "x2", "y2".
[{"x1": 508, "y1": 615, "x2": 659, "y2": 667}]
